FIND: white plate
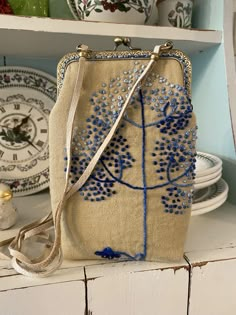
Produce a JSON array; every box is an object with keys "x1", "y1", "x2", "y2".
[
  {"x1": 193, "y1": 185, "x2": 227, "y2": 211},
  {"x1": 194, "y1": 173, "x2": 222, "y2": 190},
  {"x1": 0, "y1": 66, "x2": 56, "y2": 196},
  {"x1": 192, "y1": 179, "x2": 228, "y2": 213},
  {"x1": 193, "y1": 185, "x2": 213, "y2": 203},
  {"x1": 191, "y1": 195, "x2": 227, "y2": 216},
  {"x1": 195, "y1": 152, "x2": 222, "y2": 177},
  {"x1": 194, "y1": 168, "x2": 222, "y2": 184}
]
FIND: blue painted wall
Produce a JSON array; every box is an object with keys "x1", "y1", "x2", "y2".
[
  {"x1": 191, "y1": 44, "x2": 236, "y2": 203},
  {"x1": 2, "y1": 56, "x2": 58, "y2": 77},
  {"x1": 191, "y1": 0, "x2": 236, "y2": 203},
  {"x1": 192, "y1": 0, "x2": 224, "y2": 30},
  {"x1": 191, "y1": 46, "x2": 234, "y2": 158}
]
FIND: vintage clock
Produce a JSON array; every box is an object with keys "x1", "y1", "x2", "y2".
[{"x1": 0, "y1": 67, "x2": 57, "y2": 196}]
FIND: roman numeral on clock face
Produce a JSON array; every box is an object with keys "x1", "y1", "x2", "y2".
[
  {"x1": 40, "y1": 129, "x2": 47, "y2": 133},
  {"x1": 37, "y1": 117, "x2": 44, "y2": 122},
  {"x1": 28, "y1": 150, "x2": 33, "y2": 156},
  {"x1": 0, "y1": 107, "x2": 6, "y2": 113},
  {"x1": 14, "y1": 104, "x2": 20, "y2": 110},
  {"x1": 0, "y1": 150, "x2": 4, "y2": 158},
  {"x1": 13, "y1": 154, "x2": 17, "y2": 161}
]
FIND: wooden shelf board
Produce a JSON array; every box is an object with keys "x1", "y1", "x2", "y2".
[
  {"x1": 185, "y1": 202, "x2": 236, "y2": 263},
  {"x1": 0, "y1": 15, "x2": 222, "y2": 57},
  {"x1": 1, "y1": 192, "x2": 236, "y2": 288}
]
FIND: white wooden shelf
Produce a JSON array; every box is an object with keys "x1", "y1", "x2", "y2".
[
  {"x1": 1, "y1": 192, "x2": 236, "y2": 314},
  {"x1": 0, "y1": 14, "x2": 222, "y2": 58},
  {"x1": 185, "y1": 202, "x2": 236, "y2": 315}
]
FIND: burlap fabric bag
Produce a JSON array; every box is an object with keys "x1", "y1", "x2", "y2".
[
  {"x1": 4, "y1": 42, "x2": 197, "y2": 276},
  {"x1": 50, "y1": 43, "x2": 197, "y2": 260}
]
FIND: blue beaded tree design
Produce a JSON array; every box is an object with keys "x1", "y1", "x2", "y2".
[{"x1": 65, "y1": 64, "x2": 197, "y2": 260}]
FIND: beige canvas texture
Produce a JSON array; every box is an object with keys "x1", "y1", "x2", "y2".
[{"x1": 49, "y1": 56, "x2": 197, "y2": 261}]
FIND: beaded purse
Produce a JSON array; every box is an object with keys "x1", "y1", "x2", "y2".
[{"x1": 7, "y1": 39, "x2": 197, "y2": 276}]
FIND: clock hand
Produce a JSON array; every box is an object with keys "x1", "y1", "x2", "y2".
[
  {"x1": 13, "y1": 115, "x2": 31, "y2": 133},
  {"x1": 24, "y1": 139, "x2": 41, "y2": 152},
  {"x1": 12, "y1": 129, "x2": 40, "y2": 152},
  {"x1": 0, "y1": 116, "x2": 31, "y2": 132}
]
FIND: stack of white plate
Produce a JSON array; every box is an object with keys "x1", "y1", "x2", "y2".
[
  {"x1": 192, "y1": 152, "x2": 229, "y2": 216},
  {"x1": 194, "y1": 152, "x2": 222, "y2": 190}
]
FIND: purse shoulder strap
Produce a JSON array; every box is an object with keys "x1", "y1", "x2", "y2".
[{"x1": 2, "y1": 45, "x2": 162, "y2": 277}]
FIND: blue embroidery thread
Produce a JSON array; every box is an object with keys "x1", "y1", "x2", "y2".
[
  {"x1": 65, "y1": 64, "x2": 196, "y2": 260},
  {"x1": 140, "y1": 89, "x2": 147, "y2": 258}
]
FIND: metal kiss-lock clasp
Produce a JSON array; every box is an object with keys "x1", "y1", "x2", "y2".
[{"x1": 113, "y1": 37, "x2": 141, "y2": 51}]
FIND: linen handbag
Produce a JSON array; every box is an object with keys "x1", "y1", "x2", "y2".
[{"x1": 6, "y1": 39, "x2": 197, "y2": 276}]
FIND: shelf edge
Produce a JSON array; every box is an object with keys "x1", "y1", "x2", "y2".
[{"x1": 2, "y1": 15, "x2": 222, "y2": 43}]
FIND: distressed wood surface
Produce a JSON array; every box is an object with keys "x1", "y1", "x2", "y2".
[
  {"x1": 85, "y1": 260, "x2": 189, "y2": 315},
  {"x1": 1, "y1": 280, "x2": 86, "y2": 315},
  {"x1": 0, "y1": 262, "x2": 85, "y2": 291},
  {"x1": 187, "y1": 259, "x2": 236, "y2": 315},
  {"x1": 185, "y1": 202, "x2": 236, "y2": 315}
]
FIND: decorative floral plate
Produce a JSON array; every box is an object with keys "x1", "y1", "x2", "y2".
[
  {"x1": 192, "y1": 179, "x2": 228, "y2": 216},
  {"x1": 194, "y1": 168, "x2": 222, "y2": 184},
  {"x1": 0, "y1": 67, "x2": 57, "y2": 196},
  {"x1": 194, "y1": 173, "x2": 222, "y2": 191},
  {"x1": 195, "y1": 152, "x2": 222, "y2": 178}
]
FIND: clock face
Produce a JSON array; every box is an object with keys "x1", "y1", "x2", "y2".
[
  {"x1": 0, "y1": 101, "x2": 48, "y2": 163},
  {"x1": 0, "y1": 67, "x2": 57, "y2": 196}
]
